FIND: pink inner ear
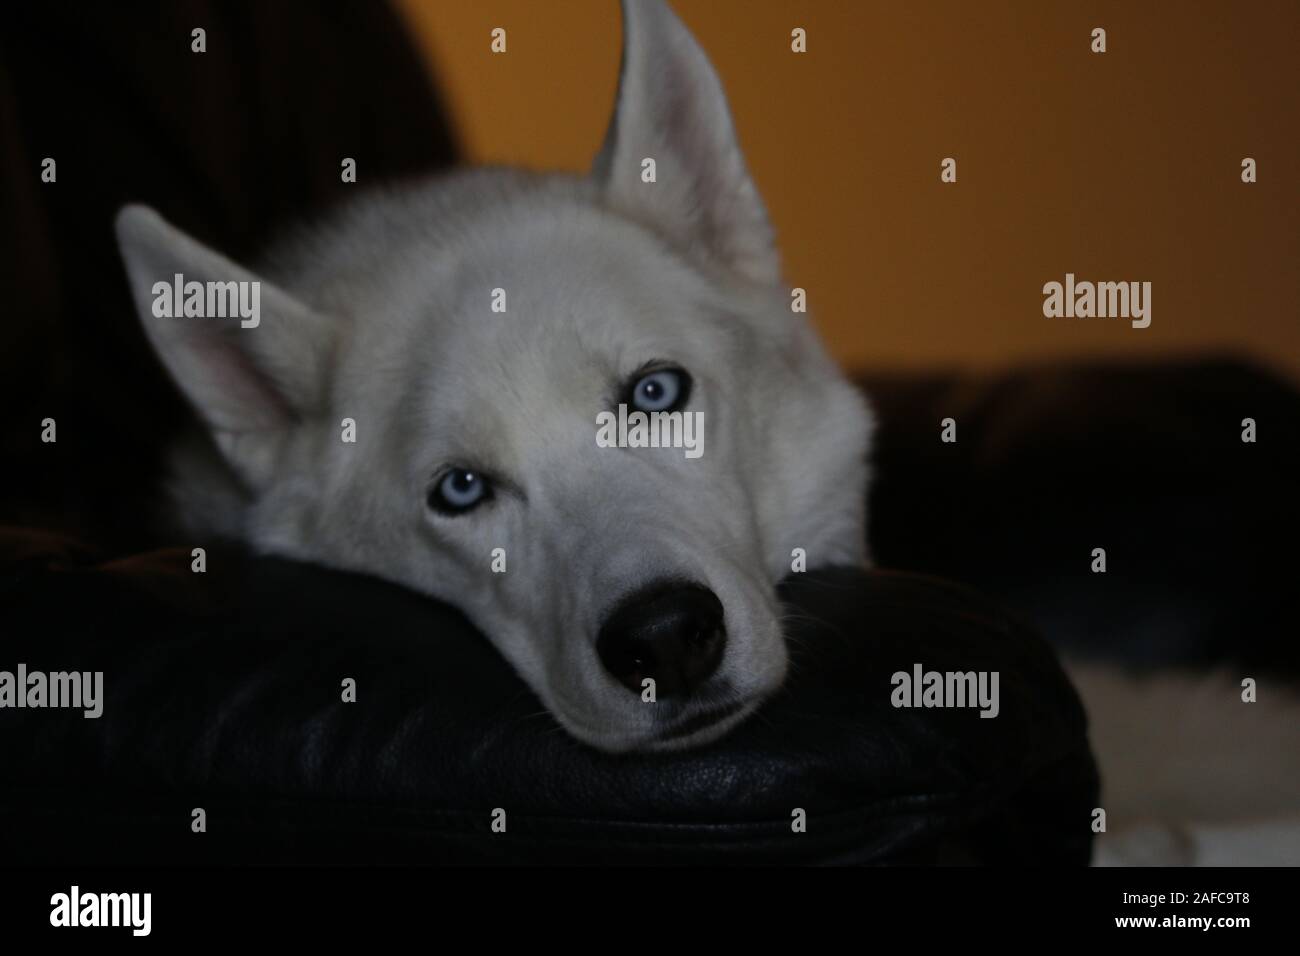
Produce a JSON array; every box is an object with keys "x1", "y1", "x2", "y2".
[{"x1": 174, "y1": 326, "x2": 296, "y2": 434}]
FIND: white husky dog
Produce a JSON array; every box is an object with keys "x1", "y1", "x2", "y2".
[
  {"x1": 116, "y1": 0, "x2": 1298, "y2": 863},
  {"x1": 116, "y1": 0, "x2": 872, "y2": 754}
]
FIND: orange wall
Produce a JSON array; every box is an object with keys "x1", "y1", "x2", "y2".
[{"x1": 397, "y1": 0, "x2": 1300, "y2": 378}]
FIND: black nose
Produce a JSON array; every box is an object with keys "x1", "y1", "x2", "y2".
[{"x1": 597, "y1": 583, "x2": 726, "y2": 698}]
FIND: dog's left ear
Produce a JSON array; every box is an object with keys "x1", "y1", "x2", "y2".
[
  {"x1": 115, "y1": 205, "x2": 335, "y2": 491},
  {"x1": 593, "y1": 0, "x2": 780, "y2": 285}
]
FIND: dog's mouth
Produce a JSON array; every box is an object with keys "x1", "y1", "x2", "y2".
[
  {"x1": 647, "y1": 696, "x2": 755, "y2": 750},
  {"x1": 658, "y1": 699, "x2": 746, "y2": 740}
]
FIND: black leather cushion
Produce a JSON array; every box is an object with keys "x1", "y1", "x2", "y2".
[{"x1": 0, "y1": 532, "x2": 1095, "y2": 864}]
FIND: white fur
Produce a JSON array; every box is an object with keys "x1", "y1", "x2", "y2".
[
  {"x1": 1069, "y1": 662, "x2": 1300, "y2": 865},
  {"x1": 115, "y1": 0, "x2": 872, "y2": 754}
]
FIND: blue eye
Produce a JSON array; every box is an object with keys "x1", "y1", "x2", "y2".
[
  {"x1": 630, "y1": 368, "x2": 690, "y2": 413},
  {"x1": 429, "y1": 468, "x2": 491, "y2": 515}
]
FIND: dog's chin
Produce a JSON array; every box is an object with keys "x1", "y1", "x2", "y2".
[
  {"x1": 643, "y1": 696, "x2": 761, "y2": 752},
  {"x1": 557, "y1": 694, "x2": 763, "y2": 755}
]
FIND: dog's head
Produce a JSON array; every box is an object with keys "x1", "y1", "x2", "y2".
[{"x1": 116, "y1": 0, "x2": 871, "y2": 752}]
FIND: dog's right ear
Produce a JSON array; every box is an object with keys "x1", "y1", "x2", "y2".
[{"x1": 114, "y1": 204, "x2": 334, "y2": 490}]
